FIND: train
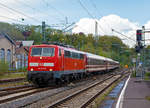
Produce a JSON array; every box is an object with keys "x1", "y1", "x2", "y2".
[{"x1": 27, "y1": 43, "x2": 119, "y2": 86}]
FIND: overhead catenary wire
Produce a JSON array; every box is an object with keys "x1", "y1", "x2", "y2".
[
  {"x1": 112, "y1": 29, "x2": 136, "y2": 42},
  {"x1": 14, "y1": 0, "x2": 63, "y2": 23},
  {"x1": 41, "y1": 0, "x2": 77, "y2": 31},
  {"x1": 78, "y1": 0, "x2": 106, "y2": 35},
  {"x1": 89, "y1": 0, "x2": 136, "y2": 43},
  {"x1": 0, "y1": 15, "x2": 24, "y2": 23},
  {"x1": 0, "y1": 2, "x2": 41, "y2": 23},
  {"x1": 89, "y1": 0, "x2": 113, "y2": 31},
  {"x1": 0, "y1": 6, "x2": 25, "y2": 24},
  {"x1": 42, "y1": 0, "x2": 66, "y2": 18}
]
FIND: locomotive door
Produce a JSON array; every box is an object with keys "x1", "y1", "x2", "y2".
[
  {"x1": 59, "y1": 48, "x2": 64, "y2": 71},
  {"x1": 61, "y1": 49, "x2": 64, "y2": 71}
]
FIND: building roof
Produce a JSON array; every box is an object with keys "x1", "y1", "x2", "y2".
[{"x1": 0, "y1": 33, "x2": 16, "y2": 45}]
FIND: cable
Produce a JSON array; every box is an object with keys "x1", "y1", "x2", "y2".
[
  {"x1": 89, "y1": 0, "x2": 113, "y2": 30},
  {"x1": 0, "y1": 2, "x2": 41, "y2": 23},
  {"x1": 42, "y1": 0, "x2": 65, "y2": 18},
  {"x1": 0, "y1": 15, "x2": 24, "y2": 23},
  {"x1": 112, "y1": 29, "x2": 136, "y2": 42},
  {"x1": 14, "y1": 0, "x2": 62, "y2": 22},
  {"x1": 0, "y1": 6, "x2": 23, "y2": 21},
  {"x1": 78, "y1": 0, "x2": 106, "y2": 35},
  {"x1": 79, "y1": 0, "x2": 94, "y2": 19},
  {"x1": 89, "y1": 0, "x2": 137, "y2": 44}
]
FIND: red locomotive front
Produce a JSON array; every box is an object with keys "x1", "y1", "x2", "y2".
[
  {"x1": 27, "y1": 44, "x2": 86, "y2": 86},
  {"x1": 27, "y1": 44, "x2": 59, "y2": 85}
]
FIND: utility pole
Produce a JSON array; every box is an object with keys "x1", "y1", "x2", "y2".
[
  {"x1": 42, "y1": 21, "x2": 46, "y2": 43},
  {"x1": 65, "y1": 17, "x2": 68, "y2": 27},
  {"x1": 142, "y1": 26, "x2": 145, "y2": 79},
  {"x1": 95, "y1": 20, "x2": 98, "y2": 54}
]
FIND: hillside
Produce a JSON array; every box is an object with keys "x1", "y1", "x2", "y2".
[{"x1": 0, "y1": 22, "x2": 24, "y2": 40}]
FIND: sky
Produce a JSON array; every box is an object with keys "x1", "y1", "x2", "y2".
[{"x1": 0, "y1": 0, "x2": 150, "y2": 47}]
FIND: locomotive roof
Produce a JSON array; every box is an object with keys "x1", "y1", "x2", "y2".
[{"x1": 30, "y1": 44, "x2": 119, "y2": 63}]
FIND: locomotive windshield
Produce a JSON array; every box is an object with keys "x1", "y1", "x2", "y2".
[{"x1": 31, "y1": 47, "x2": 55, "y2": 57}]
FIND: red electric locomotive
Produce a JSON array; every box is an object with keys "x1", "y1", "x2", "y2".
[
  {"x1": 27, "y1": 43, "x2": 119, "y2": 86},
  {"x1": 27, "y1": 44, "x2": 86, "y2": 86}
]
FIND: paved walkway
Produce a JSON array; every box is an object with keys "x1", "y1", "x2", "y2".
[{"x1": 117, "y1": 77, "x2": 150, "y2": 108}]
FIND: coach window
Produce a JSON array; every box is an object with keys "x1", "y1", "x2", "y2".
[
  {"x1": 80, "y1": 54, "x2": 84, "y2": 59},
  {"x1": 72, "y1": 52, "x2": 75, "y2": 58}
]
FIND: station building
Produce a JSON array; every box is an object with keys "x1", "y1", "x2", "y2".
[{"x1": 0, "y1": 33, "x2": 33, "y2": 69}]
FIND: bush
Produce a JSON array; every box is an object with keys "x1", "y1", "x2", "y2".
[
  {"x1": 17, "y1": 67, "x2": 27, "y2": 72},
  {"x1": 0, "y1": 60, "x2": 9, "y2": 76},
  {"x1": 145, "y1": 72, "x2": 150, "y2": 80},
  {"x1": 145, "y1": 72, "x2": 150, "y2": 77}
]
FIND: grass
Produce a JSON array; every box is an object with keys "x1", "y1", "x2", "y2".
[
  {"x1": 144, "y1": 72, "x2": 150, "y2": 81},
  {"x1": 0, "y1": 73, "x2": 26, "y2": 80},
  {"x1": 0, "y1": 60, "x2": 9, "y2": 76},
  {"x1": 0, "y1": 81, "x2": 29, "y2": 88},
  {"x1": 131, "y1": 70, "x2": 136, "y2": 77},
  {"x1": 145, "y1": 96, "x2": 150, "y2": 101},
  {"x1": 0, "y1": 72, "x2": 28, "y2": 88}
]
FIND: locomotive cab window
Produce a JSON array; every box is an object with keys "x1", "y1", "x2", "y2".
[
  {"x1": 42, "y1": 48, "x2": 54, "y2": 56},
  {"x1": 31, "y1": 48, "x2": 42, "y2": 56},
  {"x1": 31, "y1": 47, "x2": 55, "y2": 57}
]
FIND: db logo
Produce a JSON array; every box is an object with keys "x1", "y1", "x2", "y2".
[{"x1": 39, "y1": 63, "x2": 44, "y2": 66}]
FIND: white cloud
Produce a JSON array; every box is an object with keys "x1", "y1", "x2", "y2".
[
  {"x1": 144, "y1": 21, "x2": 150, "y2": 46},
  {"x1": 72, "y1": 14, "x2": 140, "y2": 47}
]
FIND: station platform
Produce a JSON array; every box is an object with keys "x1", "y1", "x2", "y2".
[{"x1": 115, "y1": 77, "x2": 150, "y2": 108}]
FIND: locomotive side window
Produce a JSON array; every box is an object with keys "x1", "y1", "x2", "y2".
[
  {"x1": 72, "y1": 52, "x2": 80, "y2": 59},
  {"x1": 59, "y1": 49, "x2": 61, "y2": 56},
  {"x1": 31, "y1": 47, "x2": 54, "y2": 57}
]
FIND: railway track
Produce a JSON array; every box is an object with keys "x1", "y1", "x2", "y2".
[
  {"x1": 25, "y1": 70, "x2": 129, "y2": 108},
  {"x1": 0, "y1": 77, "x2": 26, "y2": 84},
  {"x1": 0, "y1": 84, "x2": 34, "y2": 97},
  {"x1": 0, "y1": 69, "x2": 129, "y2": 108},
  {"x1": 0, "y1": 85, "x2": 56, "y2": 104},
  {"x1": 44, "y1": 74, "x2": 121, "y2": 108}
]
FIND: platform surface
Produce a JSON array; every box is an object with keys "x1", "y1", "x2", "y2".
[{"x1": 121, "y1": 77, "x2": 150, "y2": 108}]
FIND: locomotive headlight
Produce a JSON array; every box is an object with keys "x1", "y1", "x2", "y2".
[
  {"x1": 31, "y1": 68, "x2": 33, "y2": 71},
  {"x1": 40, "y1": 57, "x2": 42, "y2": 59},
  {"x1": 49, "y1": 69, "x2": 53, "y2": 71}
]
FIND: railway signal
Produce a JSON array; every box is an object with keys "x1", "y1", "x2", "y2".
[
  {"x1": 135, "y1": 29, "x2": 143, "y2": 53},
  {"x1": 136, "y1": 30, "x2": 142, "y2": 42}
]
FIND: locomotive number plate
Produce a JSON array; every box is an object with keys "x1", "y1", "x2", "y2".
[{"x1": 39, "y1": 63, "x2": 44, "y2": 66}]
